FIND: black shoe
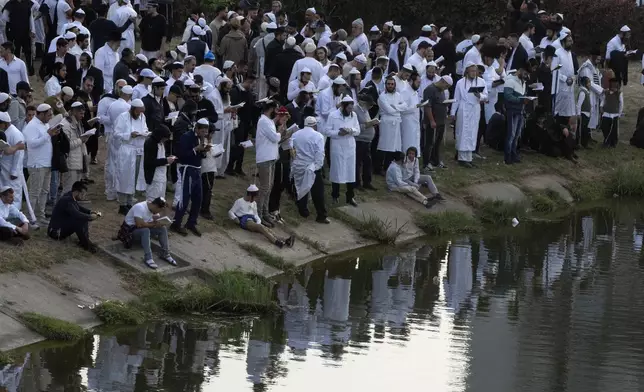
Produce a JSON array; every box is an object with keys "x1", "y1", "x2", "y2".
[
  {"x1": 316, "y1": 217, "x2": 331, "y2": 224},
  {"x1": 354, "y1": 185, "x2": 364, "y2": 191},
  {"x1": 434, "y1": 193, "x2": 445, "y2": 201},
  {"x1": 504, "y1": 160, "x2": 513, "y2": 165},
  {"x1": 224, "y1": 170, "x2": 237, "y2": 176},
  {"x1": 235, "y1": 169, "x2": 247, "y2": 176},
  {"x1": 215, "y1": 175, "x2": 226, "y2": 179},
  {"x1": 424, "y1": 198, "x2": 439, "y2": 209},
  {"x1": 170, "y1": 224, "x2": 188, "y2": 236},
  {"x1": 28, "y1": 66, "x2": 35, "y2": 77},
  {"x1": 363, "y1": 184, "x2": 378, "y2": 191},
  {"x1": 513, "y1": 158, "x2": 522, "y2": 164},
  {"x1": 274, "y1": 239, "x2": 284, "y2": 248},
  {"x1": 82, "y1": 241, "x2": 99, "y2": 254},
  {"x1": 285, "y1": 235, "x2": 296, "y2": 248},
  {"x1": 347, "y1": 198, "x2": 358, "y2": 207},
  {"x1": 90, "y1": 159, "x2": 98, "y2": 165},
  {"x1": 261, "y1": 218, "x2": 274, "y2": 228},
  {"x1": 186, "y1": 225, "x2": 202, "y2": 237},
  {"x1": 200, "y1": 212, "x2": 215, "y2": 221},
  {"x1": 118, "y1": 206, "x2": 129, "y2": 215}
]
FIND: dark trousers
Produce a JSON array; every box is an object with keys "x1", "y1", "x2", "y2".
[
  {"x1": 579, "y1": 114, "x2": 591, "y2": 147},
  {"x1": 0, "y1": 226, "x2": 29, "y2": 242},
  {"x1": 423, "y1": 124, "x2": 445, "y2": 167},
  {"x1": 226, "y1": 126, "x2": 247, "y2": 173},
  {"x1": 601, "y1": 116, "x2": 619, "y2": 147},
  {"x1": 200, "y1": 172, "x2": 215, "y2": 213},
  {"x1": 174, "y1": 167, "x2": 202, "y2": 227},
  {"x1": 380, "y1": 150, "x2": 398, "y2": 173},
  {"x1": 505, "y1": 110, "x2": 524, "y2": 163},
  {"x1": 11, "y1": 34, "x2": 32, "y2": 71},
  {"x1": 169, "y1": 161, "x2": 178, "y2": 184},
  {"x1": 325, "y1": 137, "x2": 331, "y2": 167},
  {"x1": 355, "y1": 141, "x2": 373, "y2": 187},
  {"x1": 268, "y1": 149, "x2": 292, "y2": 212},
  {"x1": 296, "y1": 169, "x2": 327, "y2": 220},
  {"x1": 371, "y1": 125, "x2": 383, "y2": 173},
  {"x1": 331, "y1": 182, "x2": 355, "y2": 202},
  {"x1": 475, "y1": 103, "x2": 486, "y2": 153},
  {"x1": 48, "y1": 221, "x2": 90, "y2": 247},
  {"x1": 86, "y1": 134, "x2": 99, "y2": 160}
]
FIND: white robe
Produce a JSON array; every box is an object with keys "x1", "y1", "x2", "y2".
[
  {"x1": 98, "y1": 96, "x2": 118, "y2": 198},
  {"x1": 0, "y1": 125, "x2": 33, "y2": 219},
  {"x1": 291, "y1": 127, "x2": 325, "y2": 200},
  {"x1": 377, "y1": 91, "x2": 405, "y2": 152},
  {"x1": 551, "y1": 47, "x2": 576, "y2": 117},
  {"x1": 388, "y1": 38, "x2": 411, "y2": 71},
  {"x1": 207, "y1": 89, "x2": 233, "y2": 173},
  {"x1": 450, "y1": 77, "x2": 487, "y2": 152},
  {"x1": 577, "y1": 60, "x2": 603, "y2": 129},
  {"x1": 349, "y1": 33, "x2": 369, "y2": 56},
  {"x1": 114, "y1": 112, "x2": 148, "y2": 194},
  {"x1": 289, "y1": 57, "x2": 324, "y2": 85},
  {"x1": 324, "y1": 109, "x2": 360, "y2": 184},
  {"x1": 111, "y1": 5, "x2": 137, "y2": 53},
  {"x1": 252, "y1": 32, "x2": 275, "y2": 99},
  {"x1": 287, "y1": 79, "x2": 316, "y2": 101},
  {"x1": 145, "y1": 142, "x2": 167, "y2": 200},
  {"x1": 400, "y1": 85, "x2": 421, "y2": 154},
  {"x1": 315, "y1": 87, "x2": 340, "y2": 133},
  {"x1": 31, "y1": 0, "x2": 45, "y2": 45},
  {"x1": 95, "y1": 44, "x2": 120, "y2": 93},
  {"x1": 482, "y1": 63, "x2": 502, "y2": 122}
]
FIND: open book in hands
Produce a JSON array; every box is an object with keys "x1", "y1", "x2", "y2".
[
  {"x1": 81, "y1": 128, "x2": 96, "y2": 137},
  {"x1": 155, "y1": 216, "x2": 173, "y2": 226}
]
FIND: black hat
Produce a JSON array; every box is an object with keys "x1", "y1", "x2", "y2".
[
  {"x1": 357, "y1": 93, "x2": 375, "y2": 105},
  {"x1": 480, "y1": 44, "x2": 500, "y2": 59},
  {"x1": 107, "y1": 31, "x2": 125, "y2": 42},
  {"x1": 590, "y1": 48, "x2": 601, "y2": 57},
  {"x1": 168, "y1": 84, "x2": 183, "y2": 96},
  {"x1": 16, "y1": 81, "x2": 33, "y2": 92},
  {"x1": 287, "y1": 19, "x2": 297, "y2": 28},
  {"x1": 543, "y1": 45, "x2": 557, "y2": 58}
]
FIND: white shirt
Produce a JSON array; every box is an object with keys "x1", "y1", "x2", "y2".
[
  {"x1": 317, "y1": 31, "x2": 332, "y2": 48},
  {"x1": 411, "y1": 36, "x2": 434, "y2": 53},
  {"x1": 349, "y1": 33, "x2": 369, "y2": 56},
  {"x1": 124, "y1": 201, "x2": 154, "y2": 226},
  {"x1": 290, "y1": 57, "x2": 324, "y2": 85},
  {"x1": 0, "y1": 56, "x2": 28, "y2": 95},
  {"x1": 97, "y1": 95, "x2": 117, "y2": 134},
  {"x1": 255, "y1": 114, "x2": 280, "y2": 164},
  {"x1": 194, "y1": 64, "x2": 221, "y2": 88},
  {"x1": 55, "y1": 0, "x2": 71, "y2": 35},
  {"x1": 44, "y1": 76, "x2": 62, "y2": 97},
  {"x1": 132, "y1": 83, "x2": 150, "y2": 100},
  {"x1": 95, "y1": 44, "x2": 120, "y2": 93},
  {"x1": 0, "y1": 202, "x2": 27, "y2": 230},
  {"x1": 520, "y1": 33, "x2": 536, "y2": 59},
  {"x1": 23, "y1": 118, "x2": 52, "y2": 168},
  {"x1": 463, "y1": 46, "x2": 482, "y2": 70},
  {"x1": 605, "y1": 34, "x2": 625, "y2": 60},
  {"x1": 455, "y1": 38, "x2": 473, "y2": 75},
  {"x1": 407, "y1": 52, "x2": 427, "y2": 74},
  {"x1": 228, "y1": 197, "x2": 261, "y2": 223},
  {"x1": 576, "y1": 88, "x2": 590, "y2": 117},
  {"x1": 287, "y1": 79, "x2": 315, "y2": 101}
]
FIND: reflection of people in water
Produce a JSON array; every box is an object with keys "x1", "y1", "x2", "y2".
[
  {"x1": 318, "y1": 260, "x2": 355, "y2": 359},
  {"x1": 0, "y1": 353, "x2": 29, "y2": 392},
  {"x1": 444, "y1": 237, "x2": 474, "y2": 315}
]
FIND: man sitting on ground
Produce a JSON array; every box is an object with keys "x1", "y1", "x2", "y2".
[
  {"x1": 48, "y1": 181, "x2": 99, "y2": 253},
  {"x1": 228, "y1": 184, "x2": 295, "y2": 248},
  {"x1": 117, "y1": 197, "x2": 178, "y2": 270},
  {"x1": 386, "y1": 152, "x2": 438, "y2": 208},
  {"x1": 402, "y1": 147, "x2": 444, "y2": 201},
  {"x1": 0, "y1": 186, "x2": 30, "y2": 245}
]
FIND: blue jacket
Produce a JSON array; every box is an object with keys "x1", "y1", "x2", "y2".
[{"x1": 177, "y1": 131, "x2": 205, "y2": 167}]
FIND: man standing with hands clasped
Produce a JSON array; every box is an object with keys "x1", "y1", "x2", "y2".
[{"x1": 503, "y1": 61, "x2": 531, "y2": 165}]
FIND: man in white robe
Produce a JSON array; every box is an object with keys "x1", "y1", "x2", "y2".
[
  {"x1": 94, "y1": 32, "x2": 122, "y2": 93},
  {"x1": 462, "y1": 35, "x2": 482, "y2": 70},
  {"x1": 325, "y1": 96, "x2": 360, "y2": 206},
  {"x1": 349, "y1": 18, "x2": 369, "y2": 56},
  {"x1": 450, "y1": 62, "x2": 488, "y2": 167},
  {"x1": 407, "y1": 41, "x2": 429, "y2": 74},
  {"x1": 577, "y1": 52, "x2": 603, "y2": 132},
  {"x1": 207, "y1": 76, "x2": 236, "y2": 178},
  {"x1": 401, "y1": 73, "x2": 422, "y2": 153},
  {"x1": 551, "y1": 33, "x2": 576, "y2": 121},
  {"x1": 315, "y1": 77, "x2": 345, "y2": 134},
  {"x1": 291, "y1": 116, "x2": 328, "y2": 223},
  {"x1": 377, "y1": 76, "x2": 406, "y2": 169},
  {"x1": 113, "y1": 98, "x2": 148, "y2": 214},
  {"x1": 98, "y1": 79, "x2": 127, "y2": 201},
  {"x1": 0, "y1": 112, "x2": 33, "y2": 221},
  {"x1": 481, "y1": 47, "x2": 505, "y2": 123},
  {"x1": 289, "y1": 43, "x2": 324, "y2": 85},
  {"x1": 110, "y1": 0, "x2": 137, "y2": 54}
]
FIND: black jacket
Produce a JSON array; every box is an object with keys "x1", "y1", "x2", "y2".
[
  {"x1": 89, "y1": 17, "x2": 132, "y2": 54},
  {"x1": 49, "y1": 191, "x2": 92, "y2": 231},
  {"x1": 433, "y1": 38, "x2": 459, "y2": 76},
  {"x1": 510, "y1": 44, "x2": 529, "y2": 71},
  {"x1": 75, "y1": 66, "x2": 104, "y2": 102},
  {"x1": 3, "y1": 0, "x2": 32, "y2": 37},
  {"x1": 0, "y1": 68, "x2": 8, "y2": 94},
  {"x1": 139, "y1": 13, "x2": 167, "y2": 52},
  {"x1": 268, "y1": 48, "x2": 303, "y2": 98},
  {"x1": 51, "y1": 129, "x2": 70, "y2": 172},
  {"x1": 187, "y1": 38, "x2": 207, "y2": 65},
  {"x1": 362, "y1": 80, "x2": 380, "y2": 118},
  {"x1": 196, "y1": 97, "x2": 218, "y2": 126},
  {"x1": 264, "y1": 39, "x2": 284, "y2": 76},
  {"x1": 113, "y1": 60, "x2": 136, "y2": 86},
  {"x1": 142, "y1": 94, "x2": 165, "y2": 132},
  {"x1": 143, "y1": 136, "x2": 169, "y2": 184},
  {"x1": 40, "y1": 52, "x2": 78, "y2": 83}
]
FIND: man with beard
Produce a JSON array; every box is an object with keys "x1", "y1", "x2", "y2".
[
  {"x1": 227, "y1": 75, "x2": 256, "y2": 176},
  {"x1": 503, "y1": 62, "x2": 531, "y2": 165},
  {"x1": 208, "y1": 5, "x2": 228, "y2": 52},
  {"x1": 349, "y1": 18, "x2": 369, "y2": 56},
  {"x1": 264, "y1": 26, "x2": 287, "y2": 79},
  {"x1": 8, "y1": 80, "x2": 32, "y2": 131},
  {"x1": 577, "y1": 49, "x2": 603, "y2": 139},
  {"x1": 552, "y1": 32, "x2": 576, "y2": 126},
  {"x1": 317, "y1": 63, "x2": 341, "y2": 92},
  {"x1": 76, "y1": 53, "x2": 104, "y2": 103},
  {"x1": 143, "y1": 124, "x2": 175, "y2": 201},
  {"x1": 113, "y1": 99, "x2": 148, "y2": 215},
  {"x1": 377, "y1": 76, "x2": 406, "y2": 170},
  {"x1": 605, "y1": 25, "x2": 631, "y2": 86},
  {"x1": 287, "y1": 68, "x2": 315, "y2": 101},
  {"x1": 142, "y1": 77, "x2": 167, "y2": 132},
  {"x1": 423, "y1": 75, "x2": 453, "y2": 170},
  {"x1": 539, "y1": 22, "x2": 558, "y2": 51},
  {"x1": 315, "y1": 76, "x2": 345, "y2": 136},
  {"x1": 269, "y1": 36, "x2": 302, "y2": 99},
  {"x1": 537, "y1": 45, "x2": 555, "y2": 114},
  {"x1": 97, "y1": 79, "x2": 127, "y2": 200},
  {"x1": 208, "y1": 76, "x2": 236, "y2": 178}
]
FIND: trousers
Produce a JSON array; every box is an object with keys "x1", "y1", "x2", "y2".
[
  {"x1": 48, "y1": 221, "x2": 90, "y2": 247},
  {"x1": 201, "y1": 172, "x2": 215, "y2": 213},
  {"x1": 132, "y1": 227, "x2": 170, "y2": 261},
  {"x1": 27, "y1": 167, "x2": 51, "y2": 222},
  {"x1": 257, "y1": 160, "x2": 275, "y2": 217},
  {"x1": 268, "y1": 149, "x2": 292, "y2": 213},
  {"x1": 296, "y1": 169, "x2": 327, "y2": 220},
  {"x1": 355, "y1": 141, "x2": 373, "y2": 187},
  {"x1": 174, "y1": 166, "x2": 202, "y2": 227},
  {"x1": 423, "y1": 124, "x2": 445, "y2": 167}
]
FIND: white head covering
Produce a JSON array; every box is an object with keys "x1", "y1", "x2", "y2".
[
  {"x1": 402, "y1": 63, "x2": 414, "y2": 72},
  {"x1": 0, "y1": 112, "x2": 10, "y2": 123},
  {"x1": 131, "y1": 99, "x2": 145, "y2": 108},
  {"x1": 136, "y1": 53, "x2": 148, "y2": 63},
  {"x1": 70, "y1": 101, "x2": 84, "y2": 109},
  {"x1": 426, "y1": 61, "x2": 438, "y2": 68},
  {"x1": 152, "y1": 77, "x2": 166, "y2": 84},
  {"x1": 439, "y1": 26, "x2": 448, "y2": 34},
  {"x1": 471, "y1": 34, "x2": 481, "y2": 44},
  {"x1": 384, "y1": 21, "x2": 394, "y2": 27},
  {"x1": 74, "y1": 8, "x2": 85, "y2": 15},
  {"x1": 349, "y1": 67, "x2": 361, "y2": 75},
  {"x1": 335, "y1": 52, "x2": 347, "y2": 61},
  {"x1": 370, "y1": 25, "x2": 380, "y2": 32},
  {"x1": 266, "y1": 22, "x2": 277, "y2": 30},
  {"x1": 227, "y1": 10, "x2": 237, "y2": 19},
  {"x1": 559, "y1": 31, "x2": 570, "y2": 41},
  {"x1": 64, "y1": 32, "x2": 76, "y2": 40},
  {"x1": 306, "y1": 7, "x2": 316, "y2": 13},
  {"x1": 192, "y1": 25, "x2": 203, "y2": 36},
  {"x1": 140, "y1": 68, "x2": 156, "y2": 78},
  {"x1": 285, "y1": 36, "x2": 296, "y2": 47},
  {"x1": 217, "y1": 76, "x2": 232, "y2": 87},
  {"x1": 0, "y1": 185, "x2": 12, "y2": 193},
  {"x1": 247, "y1": 184, "x2": 259, "y2": 192},
  {"x1": 304, "y1": 43, "x2": 316, "y2": 53},
  {"x1": 304, "y1": 116, "x2": 317, "y2": 126},
  {"x1": 0, "y1": 93, "x2": 10, "y2": 104},
  {"x1": 301, "y1": 67, "x2": 312, "y2": 74},
  {"x1": 260, "y1": 22, "x2": 268, "y2": 32},
  {"x1": 537, "y1": 10, "x2": 546, "y2": 15},
  {"x1": 354, "y1": 54, "x2": 367, "y2": 64},
  {"x1": 62, "y1": 86, "x2": 74, "y2": 96},
  {"x1": 333, "y1": 77, "x2": 346, "y2": 85},
  {"x1": 620, "y1": 25, "x2": 631, "y2": 32},
  {"x1": 441, "y1": 74, "x2": 453, "y2": 86},
  {"x1": 421, "y1": 24, "x2": 432, "y2": 32},
  {"x1": 352, "y1": 18, "x2": 364, "y2": 27},
  {"x1": 197, "y1": 118, "x2": 209, "y2": 125},
  {"x1": 121, "y1": 85, "x2": 133, "y2": 94},
  {"x1": 37, "y1": 103, "x2": 52, "y2": 112},
  {"x1": 464, "y1": 61, "x2": 478, "y2": 70},
  {"x1": 223, "y1": 60, "x2": 235, "y2": 69},
  {"x1": 341, "y1": 95, "x2": 354, "y2": 103},
  {"x1": 198, "y1": 17, "x2": 207, "y2": 27},
  {"x1": 556, "y1": 13, "x2": 564, "y2": 20}
]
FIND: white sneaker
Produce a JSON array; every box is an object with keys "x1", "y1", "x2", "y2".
[
  {"x1": 144, "y1": 259, "x2": 158, "y2": 269},
  {"x1": 29, "y1": 221, "x2": 40, "y2": 231},
  {"x1": 423, "y1": 164, "x2": 434, "y2": 172},
  {"x1": 162, "y1": 254, "x2": 177, "y2": 266}
]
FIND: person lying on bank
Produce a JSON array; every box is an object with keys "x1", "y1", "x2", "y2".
[
  {"x1": 228, "y1": 184, "x2": 295, "y2": 249},
  {"x1": 402, "y1": 147, "x2": 444, "y2": 201},
  {"x1": 386, "y1": 152, "x2": 438, "y2": 208},
  {"x1": 117, "y1": 197, "x2": 178, "y2": 270},
  {"x1": 48, "y1": 181, "x2": 100, "y2": 254},
  {"x1": 0, "y1": 185, "x2": 30, "y2": 246}
]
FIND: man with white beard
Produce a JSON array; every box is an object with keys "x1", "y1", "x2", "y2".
[
  {"x1": 551, "y1": 32, "x2": 576, "y2": 126},
  {"x1": 377, "y1": 76, "x2": 406, "y2": 170},
  {"x1": 98, "y1": 79, "x2": 127, "y2": 201},
  {"x1": 0, "y1": 111, "x2": 34, "y2": 222},
  {"x1": 113, "y1": 99, "x2": 149, "y2": 215},
  {"x1": 207, "y1": 76, "x2": 237, "y2": 179},
  {"x1": 450, "y1": 61, "x2": 488, "y2": 168}
]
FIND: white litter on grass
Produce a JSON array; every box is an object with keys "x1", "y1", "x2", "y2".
[{"x1": 512, "y1": 218, "x2": 519, "y2": 227}]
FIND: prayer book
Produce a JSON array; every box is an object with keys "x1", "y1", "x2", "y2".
[
  {"x1": 135, "y1": 131, "x2": 151, "y2": 137},
  {"x1": 81, "y1": 128, "x2": 96, "y2": 137},
  {"x1": 240, "y1": 140, "x2": 254, "y2": 148},
  {"x1": 418, "y1": 100, "x2": 430, "y2": 107},
  {"x1": 468, "y1": 86, "x2": 485, "y2": 93},
  {"x1": 0, "y1": 139, "x2": 9, "y2": 151},
  {"x1": 519, "y1": 96, "x2": 538, "y2": 101},
  {"x1": 49, "y1": 114, "x2": 63, "y2": 127},
  {"x1": 231, "y1": 102, "x2": 246, "y2": 109},
  {"x1": 286, "y1": 124, "x2": 299, "y2": 134},
  {"x1": 442, "y1": 99, "x2": 455, "y2": 104},
  {"x1": 209, "y1": 143, "x2": 225, "y2": 156},
  {"x1": 255, "y1": 97, "x2": 271, "y2": 104},
  {"x1": 156, "y1": 216, "x2": 173, "y2": 226},
  {"x1": 627, "y1": 50, "x2": 638, "y2": 56},
  {"x1": 434, "y1": 56, "x2": 444, "y2": 64},
  {"x1": 165, "y1": 111, "x2": 179, "y2": 125}
]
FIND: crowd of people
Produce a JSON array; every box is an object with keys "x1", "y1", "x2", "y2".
[{"x1": 0, "y1": 0, "x2": 639, "y2": 268}]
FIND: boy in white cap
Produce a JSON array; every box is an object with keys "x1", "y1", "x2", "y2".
[
  {"x1": 0, "y1": 185, "x2": 31, "y2": 246},
  {"x1": 228, "y1": 184, "x2": 294, "y2": 248}
]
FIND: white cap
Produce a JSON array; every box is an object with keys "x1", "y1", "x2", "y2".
[
  {"x1": 441, "y1": 74, "x2": 453, "y2": 86},
  {"x1": 266, "y1": 22, "x2": 277, "y2": 29},
  {"x1": 421, "y1": 24, "x2": 432, "y2": 32},
  {"x1": 304, "y1": 43, "x2": 317, "y2": 53},
  {"x1": 354, "y1": 54, "x2": 367, "y2": 64},
  {"x1": 131, "y1": 99, "x2": 145, "y2": 108},
  {"x1": 426, "y1": 61, "x2": 438, "y2": 68},
  {"x1": 0, "y1": 93, "x2": 10, "y2": 104},
  {"x1": 393, "y1": 25, "x2": 401, "y2": 33},
  {"x1": 402, "y1": 63, "x2": 414, "y2": 72},
  {"x1": 335, "y1": 52, "x2": 347, "y2": 61},
  {"x1": 377, "y1": 55, "x2": 389, "y2": 61},
  {"x1": 349, "y1": 67, "x2": 361, "y2": 75},
  {"x1": 140, "y1": 68, "x2": 156, "y2": 78},
  {"x1": 0, "y1": 185, "x2": 12, "y2": 193},
  {"x1": 198, "y1": 17, "x2": 206, "y2": 27},
  {"x1": 0, "y1": 112, "x2": 10, "y2": 122},
  {"x1": 216, "y1": 76, "x2": 232, "y2": 87},
  {"x1": 333, "y1": 77, "x2": 346, "y2": 85},
  {"x1": 234, "y1": 15, "x2": 244, "y2": 22},
  {"x1": 537, "y1": 10, "x2": 547, "y2": 14},
  {"x1": 306, "y1": 7, "x2": 316, "y2": 13},
  {"x1": 304, "y1": 116, "x2": 317, "y2": 126},
  {"x1": 559, "y1": 31, "x2": 570, "y2": 41},
  {"x1": 620, "y1": 25, "x2": 631, "y2": 32},
  {"x1": 464, "y1": 61, "x2": 478, "y2": 70},
  {"x1": 329, "y1": 63, "x2": 340, "y2": 69},
  {"x1": 223, "y1": 60, "x2": 235, "y2": 69},
  {"x1": 247, "y1": 184, "x2": 259, "y2": 192},
  {"x1": 192, "y1": 25, "x2": 204, "y2": 36},
  {"x1": 556, "y1": 13, "x2": 564, "y2": 20},
  {"x1": 70, "y1": 101, "x2": 84, "y2": 108},
  {"x1": 184, "y1": 79, "x2": 195, "y2": 87},
  {"x1": 63, "y1": 32, "x2": 76, "y2": 40},
  {"x1": 439, "y1": 26, "x2": 448, "y2": 34},
  {"x1": 176, "y1": 44, "x2": 187, "y2": 54},
  {"x1": 340, "y1": 95, "x2": 354, "y2": 103},
  {"x1": 37, "y1": 103, "x2": 52, "y2": 112},
  {"x1": 301, "y1": 67, "x2": 312, "y2": 74},
  {"x1": 285, "y1": 36, "x2": 296, "y2": 47},
  {"x1": 370, "y1": 25, "x2": 379, "y2": 32},
  {"x1": 227, "y1": 10, "x2": 237, "y2": 19},
  {"x1": 260, "y1": 22, "x2": 268, "y2": 32},
  {"x1": 121, "y1": 85, "x2": 133, "y2": 94},
  {"x1": 62, "y1": 86, "x2": 74, "y2": 96},
  {"x1": 136, "y1": 53, "x2": 148, "y2": 63},
  {"x1": 352, "y1": 18, "x2": 364, "y2": 27},
  {"x1": 74, "y1": 8, "x2": 85, "y2": 15},
  {"x1": 471, "y1": 34, "x2": 481, "y2": 44},
  {"x1": 384, "y1": 21, "x2": 394, "y2": 27},
  {"x1": 197, "y1": 118, "x2": 209, "y2": 125}
]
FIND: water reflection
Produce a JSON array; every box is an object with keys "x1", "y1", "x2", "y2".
[{"x1": 5, "y1": 207, "x2": 644, "y2": 391}]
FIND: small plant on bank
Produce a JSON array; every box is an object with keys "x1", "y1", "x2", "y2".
[
  {"x1": 19, "y1": 313, "x2": 85, "y2": 341},
  {"x1": 0, "y1": 351, "x2": 13, "y2": 367},
  {"x1": 478, "y1": 199, "x2": 528, "y2": 225},
  {"x1": 530, "y1": 189, "x2": 569, "y2": 214},
  {"x1": 609, "y1": 163, "x2": 644, "y2": 197},
  {"x1": 93, "y1": 301, "x2": 148, "y2": 326},
  {"x1": 415, "y1": 211, "x2": 480, "y2": 236},
  {"x1": 240, "y1": 243, "x2": 297, "y2": 273},
  {"x1": 329, "y1": 210, "x2": 406, "y2": 244},
  {"x1": 569, "y1": 179, "x2": 608, "y2": 202}
]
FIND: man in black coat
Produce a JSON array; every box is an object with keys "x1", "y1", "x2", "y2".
[
  {"x1": 88, "y1": 4, "x2": 133, "y2": 54},
  {"x1": 76, "y1": 52, "x2": 104, "y2": 101},
  {"x1": 3, "y1": 0, "x2": 35, "y2": 74},
  {"x1": 264, "y1": 27, "x2": 287, "y2": 77},
  {"x1": 142, "y1": 77, "x2": 167, "y2": 132},
  {"x1": 39, "y1": 38, "x2": 78, "y2": 82},
  {"x1": 47, "y1": 181, "x2": 98, "y2": 253},
  {"x1": 268, "y1": 37, "x2": 303, "y2": 99},
  {"x1": 432, "y1": 28, "x2": 460, "y2": 78},
  {"x1": 226, "y1": 75, "x2": 256, "y2": 176},
  {"x1": 508, "y1": 34, "x2": 528, "y2": 71},
  {"x1": 113, "y1": 48, "x2": 136, "y2": 85}
]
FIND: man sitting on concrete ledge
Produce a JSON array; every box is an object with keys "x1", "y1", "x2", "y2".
[
  {"x1": 48, "y1": 181, "x2": 99, "y2": 254},
  {"x1": 386, "y1": 152, "x2": 439, "y2": 209},
  {"x1": 229, "y1": 184, "x2": 295, "y2": 249},
  {"x1": 0, "y1": 185, "x2": 30, "y2": 245},
  {"x1": 402, "y1": 147, "x2": 444, "y2": 201},
  {"x1": 117, "y1": 197, "x2": 178, "y2": 270}
]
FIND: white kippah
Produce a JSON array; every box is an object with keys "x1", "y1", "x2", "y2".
[
  {"x1": 130, "y1": 99, "x2": 145, "y2": 108},
  {"x1": 37, "y1": 103, "x2": 52, "y2": 112}
]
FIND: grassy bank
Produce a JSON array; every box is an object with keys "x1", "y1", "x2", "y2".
[{"x1": 19, "y1": 313, "x2": 86, "y2": 341}]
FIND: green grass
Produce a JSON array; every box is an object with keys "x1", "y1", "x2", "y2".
[
  {"x1": 609, "y1": 163, "x2": 644, "y2": 197},
  {"x1": 240, "y1": 243, "x2": 297, "y2": 273},
  {"x1": 568, "y1": 179, "x2": 609, "y2": 202},
  {"x1": 478, "y1": 199, "x2": 529, "y2": 225},
  {"x1": 530, "y1": 189, "x2": 569, "y2": 214},
  {"x1": 329, "y1": 209, "x2": 406, "y2": 244},
  {"x1": 93, "y1": 300, "x2": 148, "y2": 326},
  {"x1": 0, "y1": 351, "x2": 13, "y2": 366},
  {"x1": 414, "y1": 211, "x2": 480, "y2": 236},
  {"x1": 19, "y1": 313, "x2": 85, "y2": 341}
]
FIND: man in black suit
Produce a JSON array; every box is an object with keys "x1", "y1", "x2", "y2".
[
  {"x1": 39, "y1": 38, "x2": 78, "y2": 83},
  {"x1": 227, "y1": 75, "x2": 257, "y2": 176},
  {"x1": 88, "y1": 4, "x2": 133, "y2": 54},
  {"x1": 76, "y1": 52, "x2": 104, "y2": 102},
  {"x1": 113, "y1": 48, "x2": 136, "y2": 86},
  {"x1": 269, "y1": 37, "x2": 303, "y2": 99},
  {"x1": 142, "y1": 77, "x2": 167, "y2": 132},
  {"x1": 507, "y1": 33, "x2": 528, "y2": 71}
]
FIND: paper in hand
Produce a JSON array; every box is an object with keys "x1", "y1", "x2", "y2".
[
  {"x1": 519, "y1": 96, "x2": 538, "y2": 101},
  {"x1": 627, "y1": 50, "x2": 638, "y2": 56},
  {"x1": 81, "y1": 128, "x2": 96, "y2": 137},
  {"x1": 468, "y1": 86, "x2": 485, "y2": 94},
  {"x1": 49, "y1": 114, "x2": 64, "y2": 128},
  {"x1": 442, "y1": 99, "x2": 455, "y2": 104},
  {"x1": 156, "y1": 216, "x2": 173, "y2": 226},
  {"x1": 434, "y1": 56, "x2": 444, "y2": 64},
  {"x1": 286, "y1": 124, "x2": 299, "y2": 134},
  {"x1": 240, "y1": 140, "x2": 254, "y2": 148},
  {"x1": 209, "y1": 143, "x2": 225, "y2": 157},
  {"x1": 231, "y1": 102, "x2": 246, "y2": 109},
  {"x1": 418, "y1": 100, "x2": 430, "y2": 107},
  {"x1": 0, "y1": 139, "x2": 9, "y2": 151}
]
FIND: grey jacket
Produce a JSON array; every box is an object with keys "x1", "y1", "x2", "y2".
[{"x1": 354, "y1": 103, "x2": 375, "y2": 142}]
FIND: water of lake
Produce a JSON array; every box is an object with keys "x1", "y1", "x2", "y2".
[{"x1": 4, "y1": 204, "x2": 644, "y2": 392}]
